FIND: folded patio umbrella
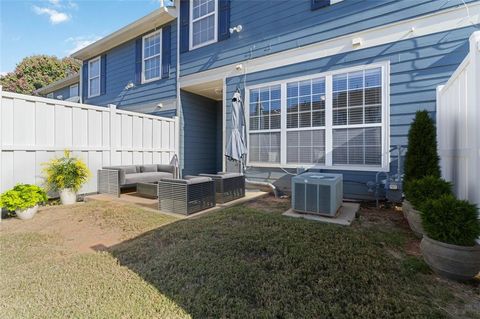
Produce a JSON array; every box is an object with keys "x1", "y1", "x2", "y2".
[{"x1": 225, "y1": 89, "x2": 247, "y2": 172}]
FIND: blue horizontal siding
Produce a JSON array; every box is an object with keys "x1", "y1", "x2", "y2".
[
  {"x1": 180, "y1": 0, "x2": 478, "y2": 76},
  {"x1": 180, "y1": 90, "x2": 220, "y2": 176},
  {"x1": 84, "y1": 21, "x2": 177, "y2": 111},
  {"x1": 223, "y1": 25, "x2": 477, "y2": 199}
]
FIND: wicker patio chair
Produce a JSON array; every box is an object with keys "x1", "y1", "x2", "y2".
[
  {"x1": 158, "y1": 176, "x2": 215, "y2": 215},
  {"x1": 198, "y1": 172, "x2": 245, "y2": 204}
]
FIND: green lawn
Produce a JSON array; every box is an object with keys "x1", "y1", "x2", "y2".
[{"x1": 1, "y1": 199, "x2": 478, "y2": 318}]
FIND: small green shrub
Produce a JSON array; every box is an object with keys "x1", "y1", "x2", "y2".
[
  {"x1": 422, "y1": 194, "x2": 480, "y2": 246},
  {"x1": 42, "y1": 150, "x2": 91, "y2": 192},
  {"x1": 404, "y1": 176, "x2": 452, "y2": 210},
  {"x1": 0, "y1": 184, "x2": 48, "y2": 211},
  {"x1": 404, "y1": 110, "x2": 441, "y2": 183}
]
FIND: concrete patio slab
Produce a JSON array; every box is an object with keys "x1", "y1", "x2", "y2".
[
  {"x1": 85, "y1": 190, "x2": 269, "y2": 219},
  {"x1": 282, "y1": 202, "x2": 360, "y2": 226}
]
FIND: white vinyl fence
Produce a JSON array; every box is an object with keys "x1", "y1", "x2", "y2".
[
  {"x1": 0, "y1": 88, "x2": 179, "y2": 194},
  {"x1": 436, "y1": 31, "x2": 480, "y2": 208}
]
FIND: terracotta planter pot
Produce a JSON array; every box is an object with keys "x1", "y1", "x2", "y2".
[
  {"x1": 420, "y1": 235, "x2": 480, "y2": 281},
  {"x1": 15, "y1": 205, "x2": 39, "y2": 220},
  {"x1": 59, "y1": 189, "x2": 77, "y2": 205},
  {"x1": 402, "y1": 200, "x2": 425, "y2": 238}
]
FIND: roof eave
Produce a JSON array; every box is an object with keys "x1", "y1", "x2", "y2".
[
  {"x1": 70, "y1": 6, "x2": 177, "y2": 61},
  {"x1": 34, "y1": 73, "x2": 80, "y2": 94}
]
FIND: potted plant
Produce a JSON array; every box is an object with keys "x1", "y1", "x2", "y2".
[
  {"x1": 403, "y1": 176, "x2": 452, "y2": 237},
  {"x1": 402, "y1": 110, "x2": 442, "y2": 232},
  {"x1": 420, "y1": 194, "x2": 480, "y2": 281},
  {"x1": 43, "y1": 150, "x2": 91, "y2": 205},
  {"x1": 0, "y1": 184, "x2": 48, "y2": 220}
]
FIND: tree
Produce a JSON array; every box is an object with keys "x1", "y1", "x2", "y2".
[
  {"x1": 404, "y1": 110, "x2": 441, "y2": 183},
  {"x1": 0, "y1": 55, "x2": 80, "y2": 95}
]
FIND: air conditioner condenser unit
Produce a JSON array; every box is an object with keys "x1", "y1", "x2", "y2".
[{"x1": 292, "y1": 172, "x2": 343, "y2": 217}]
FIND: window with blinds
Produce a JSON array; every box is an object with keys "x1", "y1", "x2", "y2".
[
  {"x1": 246, "y1": 63, "x2": 387, "y2": 170},
  {"x1": 286, "y1": 77, "x2": 326, "y2": 164},
  {"x1": 249, "y1": 85, "x2": 281, "y2": 164}
]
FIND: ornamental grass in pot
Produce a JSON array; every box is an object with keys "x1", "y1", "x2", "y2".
[
  {"x1": 43, "y1": 150, "x2": 91, "y2": 205},
  {"x1": 0, "y1": 184, "x2": 48, "y2": 220},
  {"x1": 403, "y1": 176, "x2": 452, "y2": 237},
  {"x1": 420, "y1": 194, "x2": 480, "y2": 281}
]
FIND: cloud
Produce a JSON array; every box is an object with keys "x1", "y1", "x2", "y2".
[
  {"x1": 33, "y1": 6, "x2": 70, "y2": 24},
  {"x1": 48, "y1": 0, "x2": 61, "y2": 5},
  {"x1": 66, "y1": 36, "x2": 103, "y2": 55},
  {"x1": 0, "y1": 71, "x2": 9, "y2": 77}
]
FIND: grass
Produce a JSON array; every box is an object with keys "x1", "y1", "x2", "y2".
[{"x1": 1, "y1": 199, "x2": 478, "y2": 318}]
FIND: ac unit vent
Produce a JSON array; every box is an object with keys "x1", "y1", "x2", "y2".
[{"x1": 292, "y1": 173, "x2": 343, "y2": 217}]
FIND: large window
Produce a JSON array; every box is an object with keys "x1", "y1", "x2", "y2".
[
  {"x1": 142, "y1": 30, "x2": 162, "y2": 83},
  {"x1": 246, "y1": 63, "x2": 388, "y2": 170},
  {"x1": 88, "y1": 57, "x2": 101, "y2": 98},
  {"x1": 190, "y1": 0, "x2": 217, "y2": 50}
]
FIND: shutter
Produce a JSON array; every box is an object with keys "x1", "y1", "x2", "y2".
[
  {"x1": 311, "y1": 0, "x2": 330, "y2": 10},
  {"x1": 179, "y1": 0, "x2": 189, "y2": 53},
  {"x1": 135, "y1": 38, "x2": 142, "y2": 84},
  {"x1": 218, "y1": 0, "x2": 230, "y2": 41},
  {"x1": 82, "y1": 61, "x2": 88, "y2": 99},
  {"x1": 162, "y1": 25, "x2": 171, "y2": 78},
  {"x1": 100, "y1": 54, "x2": 107, "y2": 95}
]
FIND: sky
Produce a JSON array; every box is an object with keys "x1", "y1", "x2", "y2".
[{"x1": 0, "y1": 0, "x2": 165, "y2": 75}]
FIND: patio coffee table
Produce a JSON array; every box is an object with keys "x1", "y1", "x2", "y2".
[{"x1": 136, "y1": 181, "x2": 159, "y2": 198}]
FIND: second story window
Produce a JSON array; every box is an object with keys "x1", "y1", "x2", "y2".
[
  {"x1": 190, "y1": 0, "x2": 217, "y2": 50},
  {"x1": 88, "y1": 57, "x2": 101, "y2": 98},
  {"x1": 69, "y1": 84, "x2": 79, "y2": 97},
  {"x1": 142, "y1": 30, "x2": 162, "y2": 83}
]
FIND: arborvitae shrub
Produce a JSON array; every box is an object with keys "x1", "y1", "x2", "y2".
[
  {"x1": 421, "y1": 194, "x2": 480, "y2": 246},
  {"x1": 404, "y1": 176, "x2": 452, "y2": 210},
  {"x1": 404, "y1": 110, "x2": 441, "y2": 184}
]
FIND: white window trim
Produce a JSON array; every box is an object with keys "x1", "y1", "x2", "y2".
[
  {"x1": 88, "y1": 56, "x2": 101, "y2": 98},
  {"x1": 142, "y1": 29, "x2": 162, "y2": 84},
  {"x1": 189, "y1": 0, "x2": 218, "y2": 50},
  {"x1": 245, "y1": 61, "x2": 390, "y2": 172},
  {"x1": 69, "y1": 83, "x2": 79, "y2": 97}
]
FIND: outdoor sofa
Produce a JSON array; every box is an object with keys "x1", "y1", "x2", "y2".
[{"x1": 98, "y1": 164, "x2": 176, "y2": 197}]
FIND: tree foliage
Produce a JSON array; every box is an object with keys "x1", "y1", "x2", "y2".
[
  {"x1": 404, "y1": 110, "x2": 441, "y2": 183},
  {"x1": 0, "y1": 55, "x2": 80, "y2": 95}
]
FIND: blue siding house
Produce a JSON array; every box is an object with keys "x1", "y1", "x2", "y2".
[
  {"x1": 71, "y1": 0, "x2": 480, "y2": 199},
  {"x1": 35, "y1": 73, "x2": 80, "y2": 102}
]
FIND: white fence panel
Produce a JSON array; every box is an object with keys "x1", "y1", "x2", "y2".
[
  {"x1": 437, "y1": 31, "x2": 480, "y2": 208},
  {"x1": 0, "y1": 90, "x2": 179, "y2": 194}
]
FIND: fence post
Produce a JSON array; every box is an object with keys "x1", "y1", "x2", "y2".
[
  {"x1": 469, "y1": 31, "x2": 480, "y2": 209},
  {"x1": 108, "y1": 104, "x2": 117, "y2": 166},
  {"x1": 0, "y1": 85, "x2": 2, "y2": 221}
]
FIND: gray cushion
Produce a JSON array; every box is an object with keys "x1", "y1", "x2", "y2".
[
  {"x1": 103, "y1": 165, "x2": 138, "y2": 174},
  {"x1": 157, "y1": 164, "x2": 175, "y2": 174},
  {"x1": 124, "y1": 172, "x2": 173, "y2": 185},
  {"x1": 140, "y1": 164, "x2": 158, "y2": 173},
  {"x1": 162, "y1": 176, "x2": 212, "y2": 185},
  {"x1": 200, "y1": 172, "x2": 242, "y2": 179}
]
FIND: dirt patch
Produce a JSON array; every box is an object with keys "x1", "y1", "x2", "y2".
[{"x1": 1, "y1": 201, "x2": 177, "y2": 253}]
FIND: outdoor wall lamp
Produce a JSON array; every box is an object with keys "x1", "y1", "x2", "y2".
[{"x1": 229, "y1": 25, "x2": 243, "y2": 34}]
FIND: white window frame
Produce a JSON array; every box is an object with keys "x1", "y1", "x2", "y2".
[
  {"x1": 142, "y1": 29, "x2": 162, "y2": 84},
  {"x1": 189, "y1": 0, "x2": 218, "y2": 50},
  {"x1": 245, "y1": 61, "x2": 390, "y2": 172},
  {"x1": 88, "y1": 56, "x2": 101, "y2": 98},
  {"x1": 69, "y1": 83, "x2": 79, "y2": 97}
]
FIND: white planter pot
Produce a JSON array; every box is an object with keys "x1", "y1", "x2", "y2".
[
  {"x1": 59, "y1": 189, "x2": 77, "y2": 205},
  {"x1": 15, "y1": 205, "x2": 39, "y2": 220}
]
